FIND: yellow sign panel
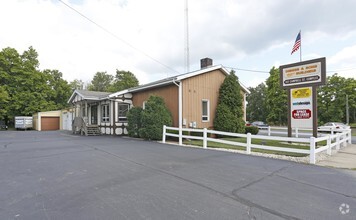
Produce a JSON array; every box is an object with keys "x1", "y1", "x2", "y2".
[{"x1": 292, "y1": 87, "x2": 311, "y2": 99}]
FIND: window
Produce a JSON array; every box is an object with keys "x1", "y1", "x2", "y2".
[
  {"x1": 118, "y1": 104, "x2": 130, "y2": 122},
  {"x1": 102, "y1": 104, "x2": 109, "y2": 123},
  {"x1": 202, "y1": 99, "x2": 209, "y2": 122}
]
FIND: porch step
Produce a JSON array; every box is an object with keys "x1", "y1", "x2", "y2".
[{"x1": 86, "y1": 125, "x2": 101, "y2": 136}]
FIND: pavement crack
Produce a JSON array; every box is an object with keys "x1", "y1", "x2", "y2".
[
  {"x1": 275, "y1": 174, "x2": 356, "y2": 199},
  {"x1": 79, "y1": 143, "x2": 300, "y2": 220},
  {"x1": 24, "y1": 149, "x2": 94, "y2": 159},
  {"x1": 232, "y1": 165, "x2": 291, "y2": 193}
]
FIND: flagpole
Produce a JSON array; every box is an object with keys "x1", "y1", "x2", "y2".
[{"x1": 300, "y1": 30, "x2": 302, "y2": 62}]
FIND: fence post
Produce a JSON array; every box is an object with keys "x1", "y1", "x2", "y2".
[
  {"x1": 327, "y1": 135, "x2": 332, "y2": 155},
  {"x1": 336, "y1": 133, "x2": 341, "y2": 150},
  {"x1": 310, "y1": 137, "x2": 316, "y2": 164},
  {"x1": 203, "y1": 128, "x2": 207, "y2": 149},
  {"x1": 179, "y1": 126, "x2": 182, "y2": 146},
  {"x1": 343, "y1": 133, "x2": 347, "y2": 147},
  {"x1": 347, "y1": 130, "x2": 352, "y2": 144},
  {"x1": 295, "y1": 128, "x2": 299, "y2": 138},
  {"x1": 162, "y1": 125, "x2": 166, "y2": 143},
  {"x1": 268, "y1": 126, "x2": 271, "y2": 136},
  {"x1": 247, "y1": 133, "x2": 251, "y2": 154}
]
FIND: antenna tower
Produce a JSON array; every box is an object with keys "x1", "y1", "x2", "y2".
[{"x1": 184, "y1": 0, "x2": 190, "y2": 73}]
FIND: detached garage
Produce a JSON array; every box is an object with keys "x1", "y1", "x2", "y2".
[
  {"x1": 41, "y1": 117, "x2": 60, "y2": 130},
  {"x1": 33, "y1": 110, "x2": 62, "y2": 131}
]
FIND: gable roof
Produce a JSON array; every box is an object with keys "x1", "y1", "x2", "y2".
[
  {"x1": 109, "y1": 65, "x2": 250, "y2": 98},
  {"x1": 68, "y1": 90, "x2": 111, "y2": 103}
]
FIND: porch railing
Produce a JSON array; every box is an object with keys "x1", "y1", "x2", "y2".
[{"x1": 72, "y1": 117, "x2": 89, "y2": 135}]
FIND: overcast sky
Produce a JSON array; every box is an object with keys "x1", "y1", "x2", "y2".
[{"x1": 1, "y1": 0, "x2": 356, "y2": 88}]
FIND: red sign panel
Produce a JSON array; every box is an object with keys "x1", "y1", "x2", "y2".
[{"x1": 292, "y1": 109, "x2": 311, "y2": 119}]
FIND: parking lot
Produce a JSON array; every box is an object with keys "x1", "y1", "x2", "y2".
[{"x1": 0, "y1": 131, "x2": 355, "y2": 220}]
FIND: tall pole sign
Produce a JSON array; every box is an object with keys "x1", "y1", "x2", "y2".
[{"x1": 280, "y1": 57, "x2": 326, "y2": 138}]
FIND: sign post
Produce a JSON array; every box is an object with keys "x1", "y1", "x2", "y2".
[{"x1": 280, "y1": 57, "x2": 326, "y2": 138}]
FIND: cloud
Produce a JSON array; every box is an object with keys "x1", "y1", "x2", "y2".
[
  {"x1": 328, "y1": 45, "x2": 356, "y2": 78},
  {"x1": 0, "y1": 0, "x2": 355, "y2": 88}
]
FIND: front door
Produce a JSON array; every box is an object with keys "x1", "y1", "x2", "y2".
[{"x1": 91, "y1": 105, "x2": 98, "y2": 125}]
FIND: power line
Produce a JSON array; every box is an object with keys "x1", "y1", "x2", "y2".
[
  {"x1": 225, "y1": 66, "x2": 269, "y2": 74},
  {"x1": 227, "y1": 66, "x2": 356, "y2": 74},
  {"x1": 57, "y1": 0, "x2": 179, "y2": 74}
]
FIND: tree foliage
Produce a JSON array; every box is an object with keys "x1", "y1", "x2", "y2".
[
  {"x1": 88, "y1": 71, "x2": 113, "y2": 92},
  {"x1": 127, "y1": 106, "x2": 143, "y2": 138},
  {"x1": 85, "y1": 70, "x2": 139, "y2": 93},
  {"x1": 139, "y1": 95, "x2": 172, "y2": 140},
  {"x1": 318, "y1": 74, "x2": 356, "y2": 124},
  {"x1": 108, "y1": 70, "x2": 139, "y2": 92},
  {"x1": 249, "y1": 68, "x2": 355, "y2": 126},
  {"x1": 265, "y1": 67, "x2": 288, "y2": 125},
  {"x1": 213, "y1": 70, "x2": 245, "y2": 133},
  {"x1": 0, "y1": 47, "x2": 71, "y2": 124},
  {"x1": 0, "y1": 86, "x2": 9, "y2": 119},
  {"x1": 246, "y1": 83, "x2": 267, "y2": 122},
  {"x1": 69, "y1": 79, "x2": 85, "y2": 91}
]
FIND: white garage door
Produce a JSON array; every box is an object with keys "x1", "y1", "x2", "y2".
[{"x1": 62, "y1": 112, "x2": 73, "y2": 131}]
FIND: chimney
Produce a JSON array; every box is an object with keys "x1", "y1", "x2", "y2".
[{"x1": 200, "y1": 58, "x2": 213, "y2": 69}]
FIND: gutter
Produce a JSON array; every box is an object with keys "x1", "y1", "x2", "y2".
[{"x1": 172, "y1": 79, "x2": 183, "y2": 145}]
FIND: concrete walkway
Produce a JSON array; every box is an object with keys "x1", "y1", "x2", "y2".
[{"x1": 317, "y1": 143, "x2": 356, "y2": 169}]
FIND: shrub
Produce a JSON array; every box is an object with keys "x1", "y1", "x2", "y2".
[
  {"x1": 245, "y1": 126, "x2": 259, "y2": 135},
  {"x1": 213, "y1": 71, "x2": 245, "y2": 134},
  {"x1": 139, "y1": 95, "x2": 172, "y2": 140},
  {"x1": 127, "y1": 106, "x2": 143, "y2": 137},
  {"x1": 214, "y1": 104, "x2": 245, "y2": 133}
]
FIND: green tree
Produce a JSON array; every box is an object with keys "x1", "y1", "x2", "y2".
[
  {"x1": 88, "y1": 71, "x2": 113, "y2": 92},
  {"x1": 43, "y1": 69, "x2": 72, "y2": 109},
  {"x1": 246, "y1": 83, "x2": 267, "y2": 122},
  {"x1": 0, "y1": 86, "x2": 9, "y2": 119},
  {"x1": 139, "y1": 95, "x2": 172, "y2": 140},
  {"x1": 317, "y1": 74, "x2": 356, "y2": 124},
  {"x1": 0, "y1": 47, "x2": 71, "y2": 123},
  {"x1": 127, "y1": 106, "x2": 143, "y2": 137},
  {"x1": 213, "y1": 70, "x2": 245, "y2": 133},
  {"x1": 109, "y1": 70, "x2": 139, "y2": 92},
  {"x1": 69, "y1": 79, "x2": 85, "y2": 91},
  {"x1": 265, "y1": 67, "x2": 288, "y2": 125}
]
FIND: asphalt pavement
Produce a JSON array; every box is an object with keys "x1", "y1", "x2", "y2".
[{"x1": 0, "y1": 131, "x2": 355, "y2": 220}]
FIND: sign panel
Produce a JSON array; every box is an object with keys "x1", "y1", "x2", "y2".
[
  {"x1": 291, "y1": 87, "x2": 313, "y2": 128},
  {"x1": 280, "y1": 57, "x2": 326, "y2": 88}
]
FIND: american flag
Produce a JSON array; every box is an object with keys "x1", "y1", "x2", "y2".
[{"x1": 291, "y1": 31, "x2": 301, "y2": 55}]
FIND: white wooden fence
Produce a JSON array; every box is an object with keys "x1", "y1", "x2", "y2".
[
  {"x1": 261, "y1": 126, "x2": 346, "y2": 138},
  {"x1": 162, "y1": 125, "x2": 352, "y2": 164}
]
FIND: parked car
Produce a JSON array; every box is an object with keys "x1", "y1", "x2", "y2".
[
  {"x1": 318, "y1": 122, "x2": 350, "y2": 132},
  {"x1": 0, "y1": 121, "x2": 8, "y2": 130},
  {"x1": 251, "y1": 121, "x2": 269, "y2": 129},
  {"x1": 245, "y1": 121, "x2": 251, "y2": 126}
]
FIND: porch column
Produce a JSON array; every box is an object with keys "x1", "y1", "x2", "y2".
[
  {"x1": 113, "y1": 100, "x2": 116, "y2": 135},
  {"x1": 85, "y1": 101, "x2": 88, "y2": 117}
]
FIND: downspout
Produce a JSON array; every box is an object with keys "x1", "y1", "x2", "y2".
[{"x1": 173, "y1": 79, "x2": 183, "y2": 145}]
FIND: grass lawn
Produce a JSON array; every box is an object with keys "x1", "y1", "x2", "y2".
[{"x1": 183, "y1": 137, "x2": 319, "y2": 157}]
